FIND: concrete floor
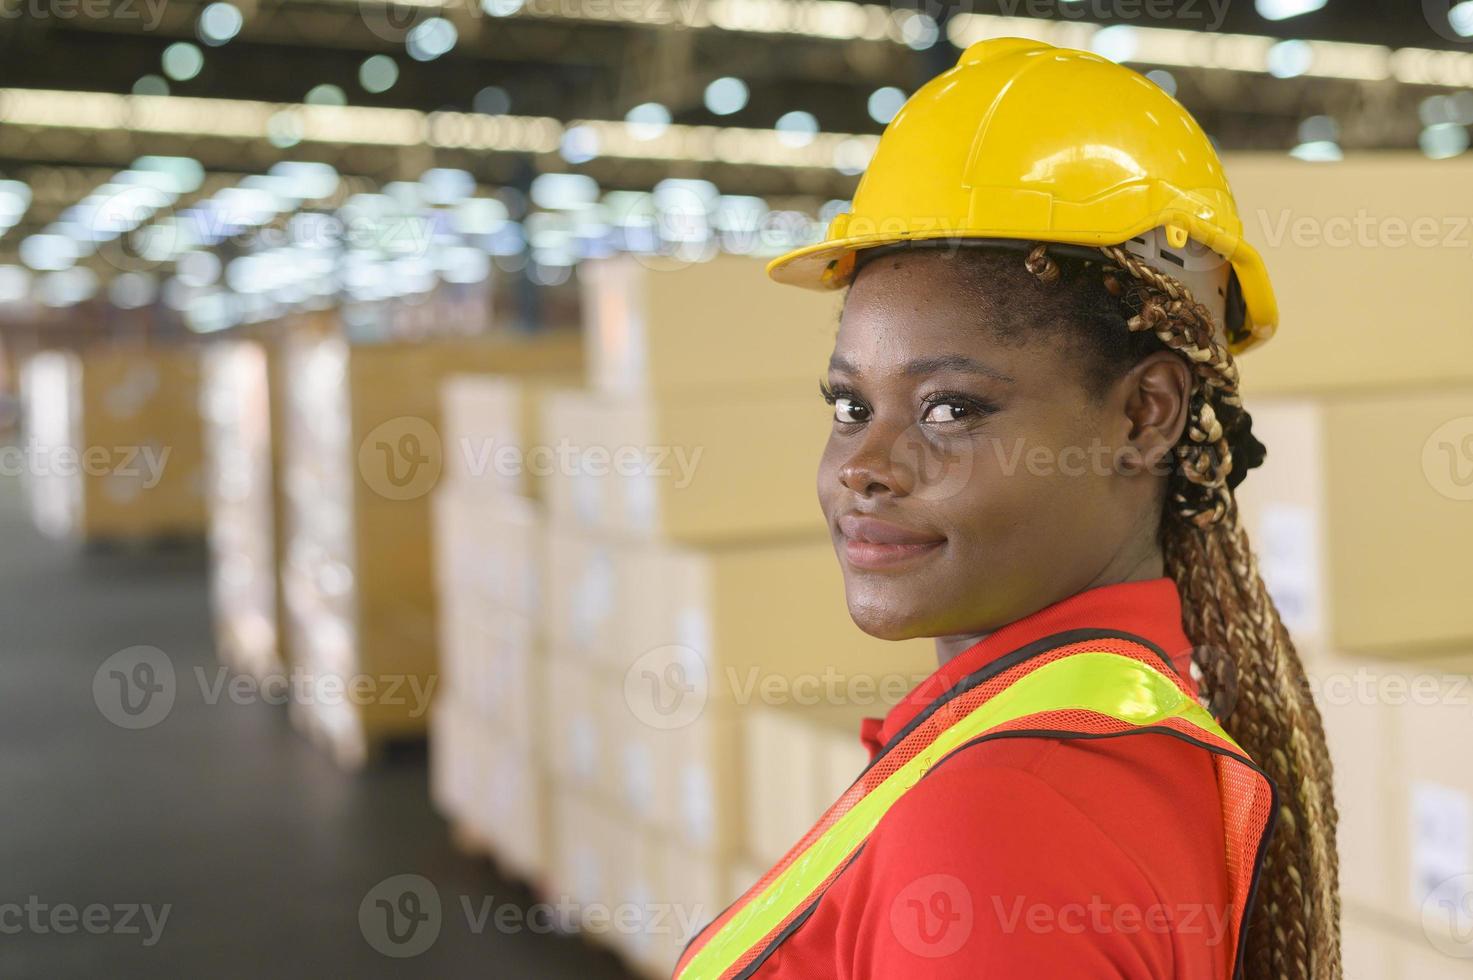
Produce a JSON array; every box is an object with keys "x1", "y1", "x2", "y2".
[{"x1": 0, "y1": 474, "x2": 635, "y2": 979}]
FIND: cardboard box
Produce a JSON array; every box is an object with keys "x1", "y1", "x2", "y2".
[
  {"x1": 651, "y1": 834, "x2": 740, "y2": 974},
  {"x1": 280, "y1": 331, "x2": 580, "y2": 762},
  {"x1": 623, "y1": 851, "x2": 765, "y2": 978},
  {"x1": 19, "y1": 350, "x2": 83, "y2": 538},
  {"x1": 1305, "y1": 652, "x2": 1402, "y2": 923},
  {"x1": 1389, "y1": 925, "x2": 1472, "y2": 979},
  {"x1": 438, "y1": 601, "x2": 538, "y2": 750},
  {"x1": 742, "y1": 701, "x2": 873, "y2": 866},
  {"x1": 1225, "y1": 154, "x2": 1473, "y2": 397},
  {"x1": 579, "y1": 253, "x2": 841, "y2": 396},
  {"x1": 540, "y1": 386, "x2": 830, "y2": 543},
  {"x1": 433, "y1": 486, "x2": 542, "y2": 619},
  {"x1": 21, "y1": 347, "x2": 208, "y2": 541},
  {"x1": 612, "y1": 692, "x2": 887, "y2": 859},
  {"x1": 201, "y1": 339, "x2": 287, "y2": 682},
  {"x1": 1338, "y1": 912, "x2": 1397, "y2": 980},
  {"x1": 429, "y1": 691, "x2": 480, "y2": 825},
  {"x1": 544, "y1": 528, "x2": 935, "y2": 695},
  {"x1": 542, "y1": 526, "x2": 665, "y2": 665},
  {"x1": 478, "y1": 736, "x2": 549, "y2": 883},
  {"x1": 542, "y1": 531, "x2": 931, "y2": 854},
  {"x1": 545, "y1": 651, "x2": 607, "y2": 793},
  {"x1": 1380, "y1": 651, "x2": 1473, "y2": 937},
  {"x1": 1233, "y1": 390, "x2": 1473, "y2": 654},
  {"x1": 429, "y1": 685, "x2": 547, "y2": 880},
  {"x1": 440, "y1": 363, "x2": 582, "y2": 498},
  {"x1": 727, "y1": 856, "x2": 768, "y2": 913},
  {"x1": 742, "y1": 703, "x2": 820, "y2": 866},
  {"x1": 602, "y1": 815, "x2": 667, "y2": 975},
  {"x1": 1300, "y1": 647, "x2": 1473, "y2": 942},
  {"x1": 550, "y1": 786, "x2": 619, "y2": 923}
]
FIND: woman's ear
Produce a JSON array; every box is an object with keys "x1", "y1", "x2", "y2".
[{"x1": 1118, "y1": 350, "x2": 1192, "y2": 477}]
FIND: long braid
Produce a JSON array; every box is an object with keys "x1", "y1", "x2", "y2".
[{"x1": 1026, "y1": 243, "x2": 1343, "y2": 978}]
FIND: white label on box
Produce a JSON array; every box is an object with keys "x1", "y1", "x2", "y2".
[
  {"x1": 485, "y1": 659, "x2": 510, "y2": 717},
  {"x1": 1257, "y1": 503, "x2": 1322, "y2": 638},
  {"x1": 1410, "y1": 781, "x2": 1472, "y2": 918},
  {"x1": 486, "y1": 552, "x2": 508, "y2": 604},
  {"x1": 680, "y1": 763, "x2": 716, "y2": 848},
  {"x1": 625, "y1": 879, "x2": 655, "y2": 955},
  {"x1": 623, "y1": 470, "x2": 658, "y2": 533},
  {"x1": 628, "y1": 305, "x2": 648, "y2": 388},
  {"x1": 677, "y1": 606, "x2": 712, "y2": 660},
  {"x1": 573, "y1": 470, "x2": 601, "y2": 525},
  {"x1": 572, "y1": 548, "x2": 615, "y2": 648},
  {"x1": 622, "y1": 739, "x2": 655, "y2": 816},
  {"x1": 573, "y1": 845, "x2": 603, "y2": 909},
  {"x1": 570, "y1": 713, "x2": 599, "y2": 781},
  {"x1": 526, "y1": 562, "x2": 542, "y2": 618}
]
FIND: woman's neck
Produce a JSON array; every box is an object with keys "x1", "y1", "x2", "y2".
[{"x1": 931, "y1": 547, "x2": 1166, "y2": 667}]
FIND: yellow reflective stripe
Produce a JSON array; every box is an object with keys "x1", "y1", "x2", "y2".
[{"x1": 679, "y1": 651, "x2": 1244, "y2": 980}]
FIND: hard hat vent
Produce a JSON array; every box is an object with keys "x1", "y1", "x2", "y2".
[{"x1": 957, "y1": 37, "x2": 1049, "y2": 67}]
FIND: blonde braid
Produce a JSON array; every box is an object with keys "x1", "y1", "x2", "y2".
[{"x1": 1026, "y1": 242, "x2": 1343, "y2": 979}]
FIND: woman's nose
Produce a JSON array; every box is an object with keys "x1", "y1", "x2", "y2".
[{"x1": 838, "y1": 423, "x2": 924, "y2": 498}]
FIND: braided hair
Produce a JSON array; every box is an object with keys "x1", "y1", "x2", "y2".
[
  {"x1": 852, "y1": 239, "x2": 1342, "y2": 978},
  {"x1": 1024, "y1": 240, "x2": 1342, "y2": 979}
]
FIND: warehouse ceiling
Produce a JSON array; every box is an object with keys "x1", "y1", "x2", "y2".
[
  {"x1": 4, "y1": 0, "x2": 1473, "y2": 152},
  {"x1": 1, "y1": 0, "x2": 1472, "y2": 317}
]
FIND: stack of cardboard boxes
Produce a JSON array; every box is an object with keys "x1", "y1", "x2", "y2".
[
  {"x1": 20, "y1": 346, "x2": 206, "y2": 543},
  {"x1": 277, "y1": 320, "x2": 581, "y2": 768},
  {"x1": 1234, "y1": 391, "x2": 1473, "y2": 975},
  {"x1": 428, "y1": 356, "x2": 581, "y2": 883},
  {"x1": 200, "y1": 338, "x2": 291, "y2": 683},
  {"x1": 1229, "y1": 151, "x2": 1473, "y2": 977},
  {"x1": 536, "y1": 255, "x2": 935, "y2": 977}
]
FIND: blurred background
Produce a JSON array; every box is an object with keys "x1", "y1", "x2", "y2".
[{"x1": 2, "y1": 0, "x2": 1473, "y2": 977}]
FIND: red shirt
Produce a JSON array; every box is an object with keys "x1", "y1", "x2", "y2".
[{"x1": 702, "y1": 578, "x2": 1235, "y2": 978}]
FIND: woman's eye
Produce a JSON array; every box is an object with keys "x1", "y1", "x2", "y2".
[
  {"x1": 833, "y1": 397, "x2": 870, "y2": 424},
  {"x1": 922, "y1": 401, "x2": 970, "y2": 424}
]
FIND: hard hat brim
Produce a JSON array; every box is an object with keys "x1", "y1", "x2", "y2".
[{"x1": 766, "y1": 229, "x2": 1277, "y2": 355}]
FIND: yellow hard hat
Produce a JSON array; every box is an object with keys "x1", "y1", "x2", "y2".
[{"x1": 766, "y1": 37, "x2": 1277, "y2": 353}]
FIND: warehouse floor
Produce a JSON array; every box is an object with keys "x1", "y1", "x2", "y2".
[{"x1": 0, "y1": 473, "x2": 635, "y2": 979}]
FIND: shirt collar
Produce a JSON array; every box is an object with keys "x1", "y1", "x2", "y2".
[{"x1": 863, "y1": 577, "x2": 1197, "y2": 756}]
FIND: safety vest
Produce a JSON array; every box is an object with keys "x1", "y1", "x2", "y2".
[{"x1": 674, "y1": 630, "x2": 1277, "y2": 980}]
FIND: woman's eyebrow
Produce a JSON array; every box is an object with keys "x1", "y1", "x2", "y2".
[
  {"x1": 901, "y1": 354, "x2": 1015, "y2": 382},
  {"x1": 827, "y1": 352, "x2": 1015, "y2": 382}
]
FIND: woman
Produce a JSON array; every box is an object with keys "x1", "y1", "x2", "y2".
[{"x1": 674, "y1": 38, "x2": 1339, "y2": 980}]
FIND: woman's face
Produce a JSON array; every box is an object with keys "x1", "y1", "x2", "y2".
[{"x1": 817, "y1": 249, "x2": 1181, "y2": 643}]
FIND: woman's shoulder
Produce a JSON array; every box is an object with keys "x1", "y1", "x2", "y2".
[
  {"x1": 830, "y1": 737, "x2": 1233, "y2": 978},
  {"x1": 867, "y1": 730, "x2": 1229, "y2": 897}
]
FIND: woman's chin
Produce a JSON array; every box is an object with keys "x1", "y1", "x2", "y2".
[{"x1": 844, "y1": 592, "x2": 936, "y2": 642}]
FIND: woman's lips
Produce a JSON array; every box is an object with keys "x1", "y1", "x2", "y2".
[{"x1": 837, "y1": 514, "x2": 945, "y2": 570}]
